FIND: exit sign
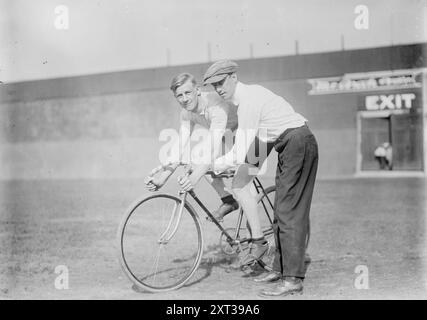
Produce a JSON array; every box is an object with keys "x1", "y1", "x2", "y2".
[{"x1": 358, "y1": 91, "x2": 422, "y2": 111}]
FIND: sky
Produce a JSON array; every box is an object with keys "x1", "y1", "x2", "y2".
[{"x1": 0, "y1": 0, "x2": 426, "y2": 83}]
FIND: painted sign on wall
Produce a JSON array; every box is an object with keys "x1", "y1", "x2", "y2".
[{"x1": 308, "y1": 69, "x2": 422, "y2": 95}]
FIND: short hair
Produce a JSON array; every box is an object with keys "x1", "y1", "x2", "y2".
[{"x1": 170, "y1": 73, "x2": 197, "y2": 93}]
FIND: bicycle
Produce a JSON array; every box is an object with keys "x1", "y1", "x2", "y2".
[{"x1": 117, "y1": 162, "x2": 276, "y2": 293}]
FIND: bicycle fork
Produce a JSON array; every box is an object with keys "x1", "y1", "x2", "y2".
[{"x1": 157, "y1": 192, "x2": 188, "y2": 244}]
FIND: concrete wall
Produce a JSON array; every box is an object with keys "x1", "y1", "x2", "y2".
[
  {"x1": 0, "y1": 77, "x2": 353, "y2": 179},
  {"x1": 1, "y1": 43, "x2": 426, "y2": 180},
  {"x1": 0, "y1": 89, "x2": 181, "y2": 179}
]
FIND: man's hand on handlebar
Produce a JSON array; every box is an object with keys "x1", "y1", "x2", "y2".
[
  {"x1": 177, "y1": 174, "x2": 195, "y2": 192},
  {"x1": 177, "y1": 163, "x2": 210, "y2": 193},
  {"x1": 144, "y1": 171, "x2": 171, "y2": 192}
]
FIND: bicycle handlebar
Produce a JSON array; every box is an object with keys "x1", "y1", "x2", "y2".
[
  {"x1": 147, "y1": 161, "x2": 185, "y2": 177},
  {"x1": 148, "y1": 161, "x2": 235, "y2": 179}
]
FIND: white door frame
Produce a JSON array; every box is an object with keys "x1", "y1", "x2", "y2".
[{"x1": 356, "y1": 110, "x2": 396, "y2": 174}]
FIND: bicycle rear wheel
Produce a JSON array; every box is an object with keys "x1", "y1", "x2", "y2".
[
  {"x1": 117, "y1": 193, "x2": 203, "y2": 292},
  {"x1": 255, "y1": 186, "x2": 276, "y2": 271},
  {"x1": 231, "y1": 186, "x2": 277, "y2": 270}
]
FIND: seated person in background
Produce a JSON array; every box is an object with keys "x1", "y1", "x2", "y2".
[{"x1": 374, "y1": 142, "x2": 392, "y2": 170}]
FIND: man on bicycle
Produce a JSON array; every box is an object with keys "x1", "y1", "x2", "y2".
[
  {"x1": 145, "y1": 73, "x2": 239, "y2": 220},
  {"x1": 203, "y1": 60, "x2": 318, "y2": 297}
]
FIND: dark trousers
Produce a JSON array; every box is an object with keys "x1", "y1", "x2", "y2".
[
  {"x1": 272, "y1": 125, "x2": 318, "y2": 278},
  {"x1": 375, "y1": 156, "x2": 391, "y2": 170}
]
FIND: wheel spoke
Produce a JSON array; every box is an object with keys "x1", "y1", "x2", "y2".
[{"x1": 151, "y1": 243, "x2": 164, "y2": 286}]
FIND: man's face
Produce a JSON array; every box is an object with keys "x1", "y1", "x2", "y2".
[
  {"x1": 211, "y1": 73, "x2": 237, "y2": 100},
  {"x1": 174, "y1": 80, "x2": 199, "y2": 112}
]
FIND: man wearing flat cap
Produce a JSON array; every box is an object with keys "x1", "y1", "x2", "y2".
[{"x1": 204, "y1": 59, "x2": 319, "y2": 297}]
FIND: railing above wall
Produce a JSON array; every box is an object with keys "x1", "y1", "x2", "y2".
[{"x1": 0, "y1": 43, "x2": 425, "y2": 104}]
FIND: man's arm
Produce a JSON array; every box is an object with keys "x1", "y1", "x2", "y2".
[
  {"x1": 179, "y1": 104, "x2": 228, "y2": 191},
  {"x1": 172, "y1": 118, "x2": 193, "y2": 165},
  {"x1": 214, "y1": 99, "x2": 261, "y2": 171},
  {"x1": 146, "y1": 117, "x2": 193, "y2": 190},
  {"x1": 162, "y1": 118, "x2": 193, "y2": 171},
  {"x1": 187, "y1": 111, "x2": 226, "y2": 181}
]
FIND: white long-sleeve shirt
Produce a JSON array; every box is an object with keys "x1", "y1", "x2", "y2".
[{"x1": 214, "y1": 81, "x2": 306, "y2": 168}]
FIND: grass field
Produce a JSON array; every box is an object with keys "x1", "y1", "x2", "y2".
[{"x1": 0, "y1": 176, "x2": 426, "y2": 300}]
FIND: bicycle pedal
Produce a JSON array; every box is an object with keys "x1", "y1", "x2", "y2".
[
  {"x1": 240, "y1": 262, "x2": 257, "y2": 272},
  {"x1": 238, "y1": 257, "x2": 257, "y2": 268}
]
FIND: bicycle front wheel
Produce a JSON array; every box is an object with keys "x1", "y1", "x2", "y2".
[{"x1": 117, "y1": 193, "x2": 203, "y2": 292}]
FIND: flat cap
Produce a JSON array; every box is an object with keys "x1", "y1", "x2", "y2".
[{"x1": 203, "y1": 60, "x2": 238, "y2": 85}]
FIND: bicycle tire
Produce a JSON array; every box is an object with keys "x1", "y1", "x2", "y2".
[
  {"x1": 227, "y1": 186, "x2": 277, "y2": 270},
  {"x1": 117, "y1": 193, "x2": 203, "y2": 293},
  {"x1": 255, "y1": 185, "x2": 276, "y2": 271}
]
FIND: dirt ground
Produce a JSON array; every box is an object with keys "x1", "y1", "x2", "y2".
[{"x1": 0, "y1": 176, "x2": 426, "y2": 300}]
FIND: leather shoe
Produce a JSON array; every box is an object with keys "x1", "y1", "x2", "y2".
[
  {"x1": 253, "y1": 271, "x2": 282, "y2": 283},
  {"x1": 258, "y1": 278, "x2": 303, "y2": 297},
  {"x1": 207, "y1": 201, "x2": 239, "y2": 222}
]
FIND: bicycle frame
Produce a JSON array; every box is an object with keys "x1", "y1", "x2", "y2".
[
  {"x1": 186, "y1": 176, "x2": 274, "y2": 247},
  {"x1": 148, "y1": 162, "x2": 275, "y2": 249},
  {"x1": 252, "y1": 177, "x2": 274, "y2": 226},
  {"x1": 118, "y1": 163, "x2": 278, "y2": 292}
]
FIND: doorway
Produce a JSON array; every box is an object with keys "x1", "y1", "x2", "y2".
[{"x1": 358, "y1": 112, "x2": 423, "y2": 171}]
